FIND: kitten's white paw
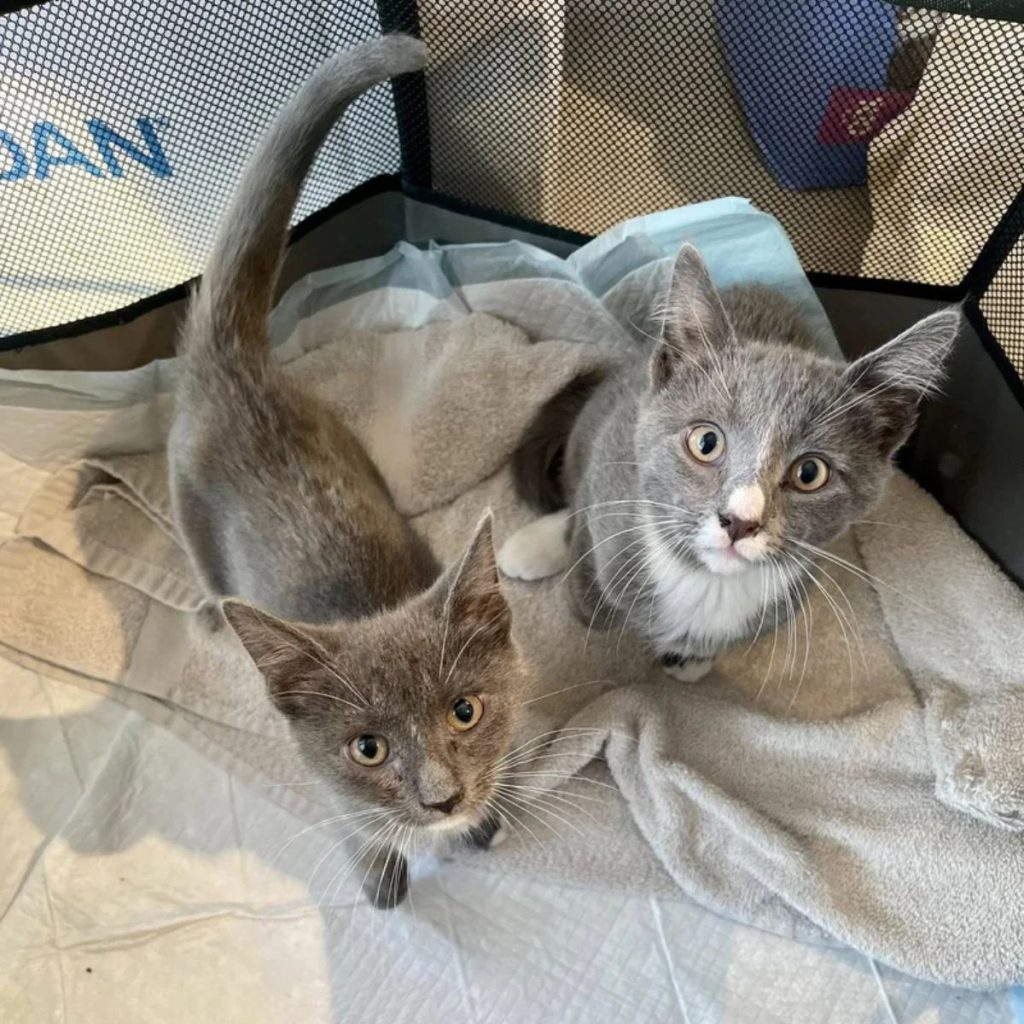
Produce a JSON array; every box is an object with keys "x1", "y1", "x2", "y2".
[
  {"x1": 660, "y1": 657, "x2": 714, "y2": 682},
  {"x1": 498, "y1": 511, "x2": 571, "y2": 581}
]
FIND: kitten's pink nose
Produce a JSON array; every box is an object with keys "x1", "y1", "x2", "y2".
[
  {"x1": 718, "y1": 512, "x2": 760, "y2": 544},
  {"x1": 423, "y1": 791, "x2": 463, "y2": 815}
]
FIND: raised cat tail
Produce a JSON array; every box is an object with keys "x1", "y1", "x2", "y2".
[{"x1": 181, "y1": 35, "x2": 427, "y2": 373}]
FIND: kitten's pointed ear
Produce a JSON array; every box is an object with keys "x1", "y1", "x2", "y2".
[
  {"x1": 652, "y1": 243, "x2": 733, "y2": 390},
  {"x1": 221, "y1": 599, "x2": 330, "y2": 719},
  {"x1": 446, "y1": 511, "x2": 511, "y2": 644},
  {"x1": 841, "y1": 307, "x2": 961, "y2": 456}
]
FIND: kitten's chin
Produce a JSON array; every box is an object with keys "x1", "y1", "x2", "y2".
[
  {"x1": 699, "y1": 548, "x2": 753, "y2": 576},
  {"x1": 423, "y1": 809, "x2": 479, "y2": 834}
]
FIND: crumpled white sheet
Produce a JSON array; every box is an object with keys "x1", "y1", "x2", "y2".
[{"x1": 1, "y1": 655, "x2": 1018, "y2": 1024}]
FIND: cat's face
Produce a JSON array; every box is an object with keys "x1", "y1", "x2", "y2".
[
  {"x1": 635, "y1": 245, "x2": 959, "y2": 578},
  {"x1": 224, "y1": 515, "x2": 527, "y2": 834}
]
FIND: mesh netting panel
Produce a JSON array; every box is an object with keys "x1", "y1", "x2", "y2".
[
  {"x1": 1, "y1": 0, "x2": 398, "y2": 338},
  {"x1": 415, "y1": 1, "x2": 1023, "y2": 288},
  {"x1": 3, "y1": 0, "x2": 1023, "y2": 377},
  {"x1": 981, "y1": 235, "x2": 1024, "y2": 379}
]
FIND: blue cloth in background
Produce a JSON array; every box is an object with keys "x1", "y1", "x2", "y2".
[{"x1": 715, "y1": 0, "x2": 899, "y2": 189}]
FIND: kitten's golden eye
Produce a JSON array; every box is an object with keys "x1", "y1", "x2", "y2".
[
  {"x1": 448, "y1": 695, "x2": 483, "y2": 732},
  {"x1": 684, "y1": 423, "x2": 726, "y2": 465},
  {"x1": 789, "y1": 456, "x2": 831, "y2": 492},
  {"x1": 348, "y1": 734, "x2": 388, "y2": 766}
]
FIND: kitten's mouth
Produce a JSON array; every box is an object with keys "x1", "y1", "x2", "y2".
[
  {"x1": 424, "y1": 811, "x2": 475, "y2": 833},
  {"x1": 700, "y1": 544, "x2": 756, "y2": 575},
  {"x1": 695, "y1": 514, "x2": 771, "y2": 575},
  {"x1": 417, "y1": 795, "x2": 493, "y2": 834}
]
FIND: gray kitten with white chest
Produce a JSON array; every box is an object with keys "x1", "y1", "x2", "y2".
[
  {"x1": 501, "y1": 244, "x2": 960, "y2": 680},
  {"x1": 169, "y1": 36, "x2": 532, "y2": 908}
]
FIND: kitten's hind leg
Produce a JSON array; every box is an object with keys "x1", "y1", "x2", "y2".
[
  {"x1": 361, "y1": 845, "x2": 409, "y2": 910},
  {"x1": 170, "y1": 470, "x2": 233, "y2": 603},
  {"x1": 497, "y1": 510, "x2": 571, "y2": 581}
]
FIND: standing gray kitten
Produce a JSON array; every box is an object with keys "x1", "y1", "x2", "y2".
[
  {"x1": 169, "y1": 35, "x2": 529, "y2": 908},
  {"x1": 501, "y1": 244, "x2": 960, "y2": 680}
]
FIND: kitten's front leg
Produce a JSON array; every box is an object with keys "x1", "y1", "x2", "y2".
[
  {"x1": 360, "y1": 843, "x2": 408, "y2": 910},
  {"x1": 464, "y1": 811, "x2": 505, "y2": 850},
  {"x1": 196, "y1": 599, "x2": 225, "y2": 633},
  {"x1": 497, "y1": 510, "x2": 572, "y2": 581},
  {"x1": 658, "y1": 648, "x2": 715, "y2": 682}
]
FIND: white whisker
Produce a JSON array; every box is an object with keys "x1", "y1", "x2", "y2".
[
  {"x1": 271, "y1": 689, "x2": 361, "y2": 711},
  {"x1": 517, "y1": 678, "x2": 615, "y2": 707}
]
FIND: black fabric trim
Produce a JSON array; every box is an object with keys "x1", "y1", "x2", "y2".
[
  {"x1": 286, "y1": 173, "x2": 401, "y2": 247},
  {"x1": 0, "y1": 2, "x2": 48, "y2": 14},
  {"x1": 897, "y1": 448, "x2": 1023, "y2": 591},
  {"x1": 807, "y1": 272, "x2": 965, "y2": 302},
  {"x1": 962, "y1": 186, "x2": 1024, "y2": 297},
  {"x1": 404, "y1": 185, "x2": 594, "y2": 248},
  {"x1": 881, "y1": 1, "x2": 1024, "y2": 26},
  {"x1": 0, "y1": 174, "x2": 402, "y2": 353},
  {"x1": 7, "y1": 171, "x2": 1022, "y2": 408},
  {"x1": 962, "y1": 300, "x2": 1024, "y2": 410},
  {"x1": 376, "y1": 2, "x2": 432, "y2": 190},
  {"x1": 0, "y1": 283, "x2": 195, "y2": 356}
]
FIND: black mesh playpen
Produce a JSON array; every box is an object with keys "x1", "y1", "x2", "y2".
[{"x1": 1, "y1": 0, "x2": 1021, "y2": 583}]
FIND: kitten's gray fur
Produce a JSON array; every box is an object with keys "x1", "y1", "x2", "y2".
[
  {"x1": 169, "y1": 35, "x2": 437, "y2": 622},
  {"x1": 169, "y1": 35, "x2": 529, "y2": 908},
  {"x1": 505, "y1": 244, "x2": 960, "y2": 679}
]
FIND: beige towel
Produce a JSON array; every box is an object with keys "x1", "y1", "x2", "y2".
[{"x1": 2, "y1": 307, "x2": 1023, "y2": 988}]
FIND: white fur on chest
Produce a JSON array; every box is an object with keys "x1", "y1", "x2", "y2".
[{"x1": 645, "y1": 532, "x2": 778, "y2": 649}]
